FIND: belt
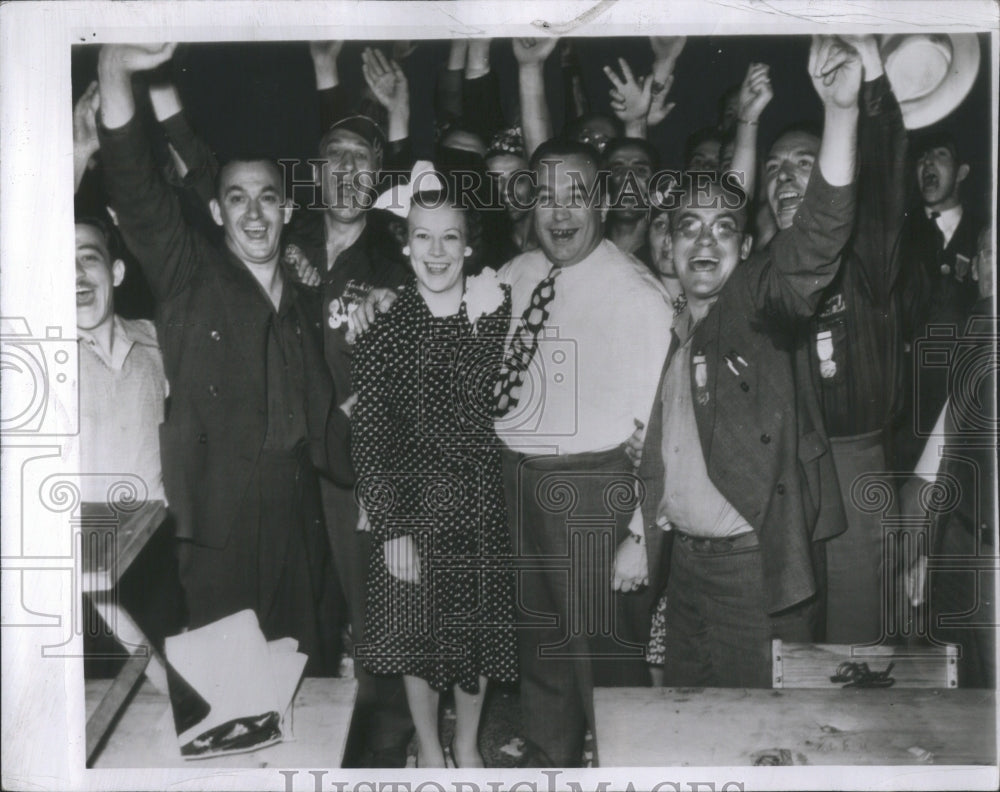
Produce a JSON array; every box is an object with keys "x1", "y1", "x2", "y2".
[{"x1": 675, "y1": 529, "x2": 759, "y2": 554}]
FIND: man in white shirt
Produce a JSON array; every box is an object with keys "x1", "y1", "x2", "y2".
[
  {"x1": 76, "y1": 215, "x2": 184, "y2": 661},
  {"x1": 76, "y1": 216, "x2": 166, "y2": 504},
  {"x1": 495, "y1": 138, "x2": 672, "y2": 767}
]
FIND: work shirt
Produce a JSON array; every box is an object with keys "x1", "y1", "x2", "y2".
[
  {"x1": 78, "y1": 316, "x2": 166, "y2": 503},
  {"x1": 657, "y1": 311, "x2": 753, "y2": 539}
]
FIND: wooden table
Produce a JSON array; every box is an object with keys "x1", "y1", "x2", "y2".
[
  {"x1": 86, "y1": 677, "x2": 357, "y2": 768},
  {"x1": 80, "y1": 500, "x2": 169, "y2": 763},
  {"x1": 594, "y1": 687, "x2": 996, "y2": 766}
]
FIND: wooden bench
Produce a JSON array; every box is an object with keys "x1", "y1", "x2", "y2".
[{"x1": 772, "y1": 639, "x2": 959, "y2": 689}]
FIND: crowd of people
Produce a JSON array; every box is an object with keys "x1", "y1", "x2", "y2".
[{"x1": 75, "y1": 34, "x2": 995, "y2": 769}]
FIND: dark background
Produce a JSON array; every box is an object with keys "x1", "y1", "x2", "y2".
[{"x1": 72, "y1": 33, "x2": 994, "y2": 204}]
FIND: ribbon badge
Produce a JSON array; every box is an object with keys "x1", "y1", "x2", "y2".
[
  {"x1": 816, "y1": 330, "x2": 837, "y2": 379},
  {"x1": 693, "y1": 352, "x2": 709, "y2": 405}
]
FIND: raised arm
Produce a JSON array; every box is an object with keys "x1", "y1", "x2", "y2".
[
  {"x1": 97, "y1": 43, "x2": 211, "y2": 301},
  {"x1": 513, "y1": 37, "x2": 558, "y2": 158},
  {"x1": 727, "y1": 62, "x2": 773, "y2": 198},
  {"x1": 843, "y1": 34, "x2": 908, "y2": 307},
  {"x1": 753, "y1": 36, "x2": 861, "y2": 320},
  {"x1": 310, "y1": 40, "x2": 348, "y2": 133},
  {"x1": 148, "y1": 79, "x2": 219, "y2": 212},
  {"x1": 73, "y1": 81, "x2": 101, "y2": 193},
  {"x1": 461, "y1": 39, "x2": 506, "y2": 143}
]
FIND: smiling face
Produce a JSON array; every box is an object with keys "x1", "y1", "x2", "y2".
[
  {"x1": 486, "y1": 152, "x2": 532, "y2": 218},
  {"x1": 764, "y1": 130, "x2": 819, "y2": 231},
  {"x1": 607, "y1": 142, "x2": 654, "y2": 219},
  {"x1": 407, "y1": 203, "x2": 470, "y2": 300},
  {"x1": 76, "y1": 223, "x2": 124, "y2": 332},
  {"x1": 211, "y1": 160, "x2": 291, "y2": 266},
  {"x1": 916, "y1": 145, "x2": 967, "y2": 210},
  {"x1": 534, "y1": 152, "x2": 606, "y2": 268},
  {"x1": 671, "y1": 183, "x2": 752, "y2": 305},
  {"x1": 318, "y1": 129, "x2": 379, "y2": 222},
  {"x1": 687, "y1": 140, "x2": 722, "y2": 175}
]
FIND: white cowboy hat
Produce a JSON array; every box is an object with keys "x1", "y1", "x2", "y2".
[{"x1": 880, "y1": 34, "x2": 981, "y2": 129}]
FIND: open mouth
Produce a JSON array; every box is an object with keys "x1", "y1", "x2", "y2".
[
  {"x1": 921, "y1": 173, "x2": 939, "y2": 190},
  {"x1": 243, "y1": 224, "x2": 268, "y2": 240},
  {"x1": 549, "y1": 228, "x2": 578, "y2": 243},
  {"x1": 688, "y1": 256, "x2": 719, "y2": 272},
  {"x1": 423, "y1": 260, "x2": 452, "y2": 275},
  {"x1": 776, "y1": 189, "x2": 802, "y2": 214},
  {"x1": 76, "y1": 283, "x2": 95, "y2": 305}
]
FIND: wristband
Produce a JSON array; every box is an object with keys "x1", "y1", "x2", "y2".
[{"x1": 738, "y1": 118, "x2": 759, "y2": 126}]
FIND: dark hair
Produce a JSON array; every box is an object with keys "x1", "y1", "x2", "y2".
[
  {"x1": 683, "y1": 126, "x2": 724, "y2": 168},
  {"x1": 564, "y1": 112, "x2": 622, "y2": 142},
  {"x1": 529, "y1": 137, "x2": 602, "y2": 172},
  {"x1": 213, "y1": 155, "x2": 284, "y2": 201},
  {"x1": 75, "y1": 212, "x2": 123, "y2": 262},
  {"x1": 717, "y1": 84, "x2": 741, "y2": 123},
  {"x1": 769, "y1": 120, "x2": 823, "y2": 152},
  {"x1": 602, "y1": 137, "x2": 662, "y2": 172},
  {"x1": 672, "y1": 174, "x2": 750, "y2": 229},
  {"x1": 911, "y1": 128, "x2": 961, "y2": 164}
]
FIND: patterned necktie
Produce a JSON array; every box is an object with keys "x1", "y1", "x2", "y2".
[{"x1": 494, "y1": 268, "x2": 560, "y2": 417}]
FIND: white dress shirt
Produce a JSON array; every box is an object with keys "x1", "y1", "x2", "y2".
[
  {"x1": 926, "y1": 204, "x2": 964, "y2": 247},
  {"x1": 495, "y1": 239, "x2": 673, "y2": 456}
]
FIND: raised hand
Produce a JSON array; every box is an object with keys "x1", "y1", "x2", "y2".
[
  {"x1": 361, "y1": 47, "x2": 409, "y2": 115},
  {"x1": 512, "y1": 37, "x2": 558, "y2": 67},
  {"x1": 73, "y1": 80, "x2": 101, "y2": 191},
  {"x1": 738, "y1": 62, "x2": 773, "y2": 124},
  {"x1": 309, "y1": 40, "x2": 344, "y2": 64},
  {"x1": 837, "y1": 34, "x2": 883, "y2": 80},
  {"x1": 99, "y1": 44, "x2": 178, "y2": 129},
  {"x1": 73, "y1": 80, "x2": 101, "y2": 159},
  {"x1": 809, "y1": 35, "x2": 863, "y2": 111},
  {"x1": 99, "y1": 43, "x2": 177, "y2": 78},
  {"x1": 605, "y1": 58, "x2": 651, "y2": 123},
  {"x1": 647, "y1": 73, "x2": 676, "y2": 128},
  {"x1": 649, "y1": 36, "x2": 686, "y2": 68}
]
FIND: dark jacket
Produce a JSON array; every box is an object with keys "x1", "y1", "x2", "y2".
[
  {"x1": 810, "y1": 75, "x2": 908, "y2": 438},
  {"x1": 99, "y1": 114, "x2": 351, "y2": 546},
  {"x1": 638, "y1": 170, "x2": 855, "y2": 615}
]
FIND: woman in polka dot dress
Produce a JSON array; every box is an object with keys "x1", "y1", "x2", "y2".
[{"x1": 351, "y1": 190, "x2": 516, "y2": 768}]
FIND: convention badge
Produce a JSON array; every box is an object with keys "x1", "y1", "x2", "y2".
[
  {"x1": 694, "y1": 353, "x2": 710, "y2": 405},
  {"x1": 940, "y1": 262, "x2": 952, "y2": 276},
  {"x1": 816, "y1": 330, "x2": 837, "y2": 379},
  {"x1": 328, "y1": 297, "x2": 349, "y2": 329},
  {"x1": 955, "y1": 254, "x2": 971, "y2": 281}
]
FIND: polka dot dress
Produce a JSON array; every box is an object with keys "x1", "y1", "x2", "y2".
[{"x1": 351, "y1": 281, "x2": 518, "y2": 694}]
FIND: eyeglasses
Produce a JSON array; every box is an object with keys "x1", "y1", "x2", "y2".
[{"x1": 674, "y1": 216, "x2": 741, "y2": 241}]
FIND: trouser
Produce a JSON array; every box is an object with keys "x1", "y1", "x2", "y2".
[
  {"x1": 929, "y1": 518, "x2": 996, "y2": 688},
  {"x1": 825, "y1": 430, "x2": 892, "y2": 645},
  {"x1": 662, "y1": 531, "x2": 821, "y2": 688},
  {"x1": 319, "y1": 478, "x2": 413, "y2": 761},
  {"x1": 501, "y1": 446, "x2": 651, "y2": 768},
  {"x1": 179, "y1": 447, "x2": 339, "y2": 676}
]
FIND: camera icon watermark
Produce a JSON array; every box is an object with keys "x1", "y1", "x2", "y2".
[
  {"x1": 495, "y1": 326, "x2": 579, "y2": 439},
  {"x1": 0, "y1": 317, "x2": 77, "y2": 436}
]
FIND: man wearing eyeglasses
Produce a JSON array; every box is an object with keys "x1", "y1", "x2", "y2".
[{"x1": 634, "y1": 36, "x2": 861, "y2": 687}]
